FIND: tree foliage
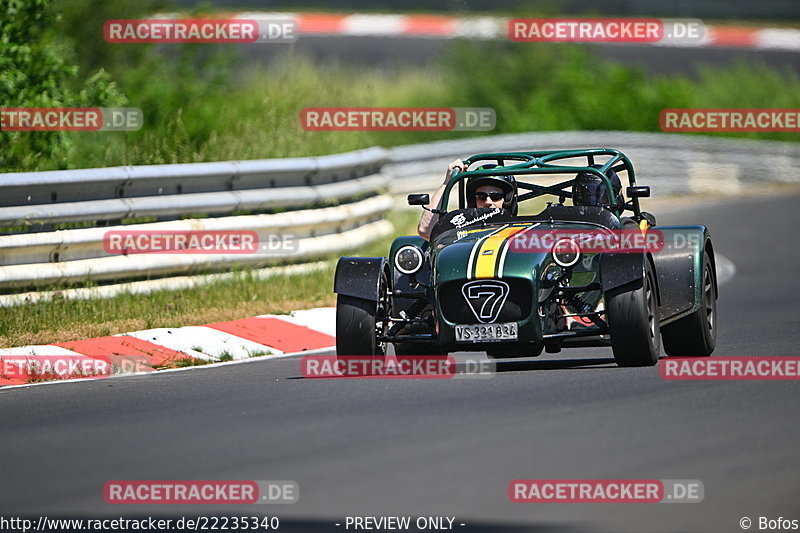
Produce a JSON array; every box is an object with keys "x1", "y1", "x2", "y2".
[{"x1": 0, "y1": 0, "x2": 125, "y2": 171}]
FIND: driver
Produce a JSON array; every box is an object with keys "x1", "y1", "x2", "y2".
[{"x1": 417, "y1": 159, "x2": 517, "y2": 241}]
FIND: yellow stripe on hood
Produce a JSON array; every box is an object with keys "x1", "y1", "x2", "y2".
[{"x1": 473, "y1": 225, "x2": 528, "y2": 279}]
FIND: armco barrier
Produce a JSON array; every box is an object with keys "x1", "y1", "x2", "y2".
[
  {"x1": 0, "y1": 173, "x2": 390, "y2": 226},
  {"x1": 0, "y1": 147, "x2": 389, "y2": 226},
  {"x1": 0, "y1": 147, "x2": 392, "y2": 291},
  {"x1": 0, "y1": 196, "x2": 393, "y2": 287},
  {"x1": 387, "y1": 131, "x2": 800, "y2": 199},
  {"x1": 0, "y1": 147, "x2": 388, "y2": 207}
]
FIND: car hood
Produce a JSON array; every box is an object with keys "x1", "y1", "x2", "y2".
[{"x1": 432, "y1": 221, "x2": 604, "y2": 283}]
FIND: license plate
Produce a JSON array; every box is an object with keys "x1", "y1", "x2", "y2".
[{"x1": 455, "y1": 322, "x2": 518, "y2": 342}]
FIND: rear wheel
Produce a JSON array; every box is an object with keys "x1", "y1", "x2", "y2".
[
  {"x1": 661, "y1": 255, "x2": 717, "y2": 356},
  {"x1": 606, "y1": 259, "x2": 661, "y2": 367},
  {"x1": 335, "y1": 271, "x2": 389, "y2": 356}
]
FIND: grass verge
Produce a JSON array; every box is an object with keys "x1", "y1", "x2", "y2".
[{"x1": 9, "y1": 39, "x2": 799, "y2": 173}]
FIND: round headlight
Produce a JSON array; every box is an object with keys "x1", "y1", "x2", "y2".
[
  {"x1": 552, "y1": 238, "x2": 580, "y2": 268},
  {"x1": 395, "y1": 245, "x2": 424, "y2": 275}
]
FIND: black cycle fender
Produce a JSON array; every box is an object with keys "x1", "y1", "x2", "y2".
[{"x1": 334, "y1": 257, "x2": 390, "y2": 301}]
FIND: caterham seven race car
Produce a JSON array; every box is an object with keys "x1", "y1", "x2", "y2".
[{"x1": 334, "y1": 149, "x2": 717, "y2": 367}]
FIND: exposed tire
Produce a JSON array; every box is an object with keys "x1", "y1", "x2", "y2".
[
  {"x1": 606, "y1": 258, "x2": 661, "y2": 367},
  {"x1": 661, "y1": 254, "x2": 717, "y2": 357},
  {"x1": 335, "y1": 271, "x2": 389, "y2": 356}
]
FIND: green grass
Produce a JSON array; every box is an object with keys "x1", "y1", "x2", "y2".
[
  {"x1": 12, "y1": 39, "x2": 798, "y2": 174},
  {"x1": 216, "y1": 351, "x2": 234, "y2": 362},
  {"x1": 0, "y1": 210, "x2": 420, "y2": 348},
  {"x1": 172, "y1": 357, "x2": 209, "y2": 368},
  {"x1": 246, "y1": 349, "x2": 273, "y2": 358}
]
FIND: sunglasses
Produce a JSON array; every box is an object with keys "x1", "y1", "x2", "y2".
[{"x1": 475, "y1": 191, "x2": 505, "y2": 201}]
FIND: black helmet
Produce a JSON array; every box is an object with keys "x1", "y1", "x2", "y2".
[
  {"x1": 465, "y1": 164, "x2": 518, "y2": 215},
  {"x1": 572, "y1": 165, "x2": 622, "y2": 208}
]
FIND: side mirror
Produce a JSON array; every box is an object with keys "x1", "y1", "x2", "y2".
[
  {"x1": 407, "y1": 193, "x2": 430, "y2": 206},
  {"x1": 626, "y1": 186, "x2": 650, "y2": 198}
]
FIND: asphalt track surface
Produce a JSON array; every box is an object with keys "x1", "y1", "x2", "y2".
[{"x1": 2, "y1": 191, "x2": 800, "y2": 533}]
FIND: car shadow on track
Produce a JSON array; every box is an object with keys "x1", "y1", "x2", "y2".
[
  {"x1": 481, "y1": 357, "x2": 618, "y2": 373},
  {"x1": 288, "y1": 354, "x2": 620, "y2": 379}
]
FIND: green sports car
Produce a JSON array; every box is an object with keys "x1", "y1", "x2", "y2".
[{"x1": 334, "y1": 149, "x2": 717, "y2": 367}]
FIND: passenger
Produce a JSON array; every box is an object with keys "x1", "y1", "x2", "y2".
[{"x1": 572, "y1": 166, "x2": 623, "y2": 208}]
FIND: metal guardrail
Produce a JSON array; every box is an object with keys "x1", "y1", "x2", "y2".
[
  {"x1": 0, "y1": 173, "x2": 390, "y2": 226},
  {"x1": 387, "y1": 131, "x2": 800, "y2": 198},
  {"x1": 0, "y1": 147, "x2": 389, "y2": 227},
  {"x1": 1, "y1": 147, "x2": 388, "y2": 206},
  {"x1": 1, "y1": 132, "x2": 798, "y2": 295},
  {"x1": 0, "y1": 195, "x2": 393, "y2": 286},
  {"x1": 0, "y1": 147, "x2": 392, "y2": 290}
]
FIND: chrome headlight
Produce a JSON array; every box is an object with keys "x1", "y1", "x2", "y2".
[
  {"x1": 394, "y1": 245, "x2": 424, "y2": 275},
  {"x1": 552, "y1": 238, "x2": 580, "y2": 268}
]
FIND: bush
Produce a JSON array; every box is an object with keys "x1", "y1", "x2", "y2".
[
  {"x1": 5, "y1": 24, "x2": 798, "y2": 172},
  {"x1": 0, "y1": 0, "x2": 125, "y2": 171}
]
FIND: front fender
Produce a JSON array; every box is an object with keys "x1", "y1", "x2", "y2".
[
  {"x1": 652, "y1": 225, "x2": 714, "y2": 325},
  {"x1": 334, "y1": 257, "x2": 389, "y2": 301},
  {"x1": 600, "y1": 251, "x2": 662, "y2": 309},
  {"x1": 600, "y1": 252, "x2": 646, "y2": 293}
]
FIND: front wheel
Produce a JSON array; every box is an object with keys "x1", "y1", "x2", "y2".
[
  {"x1": 606, "y1": 258, "x2": 661, "y2": 367},
  {"x1": 335, "y1": 272, "x2": 389, "y2": 356},
  {"x1": 661, "y1": 254, "x2": 717, "y2": 357}
]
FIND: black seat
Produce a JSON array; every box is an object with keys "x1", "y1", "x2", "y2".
[{"x1": 522, "y1": 205, "x2": 621, "y2": 229}]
